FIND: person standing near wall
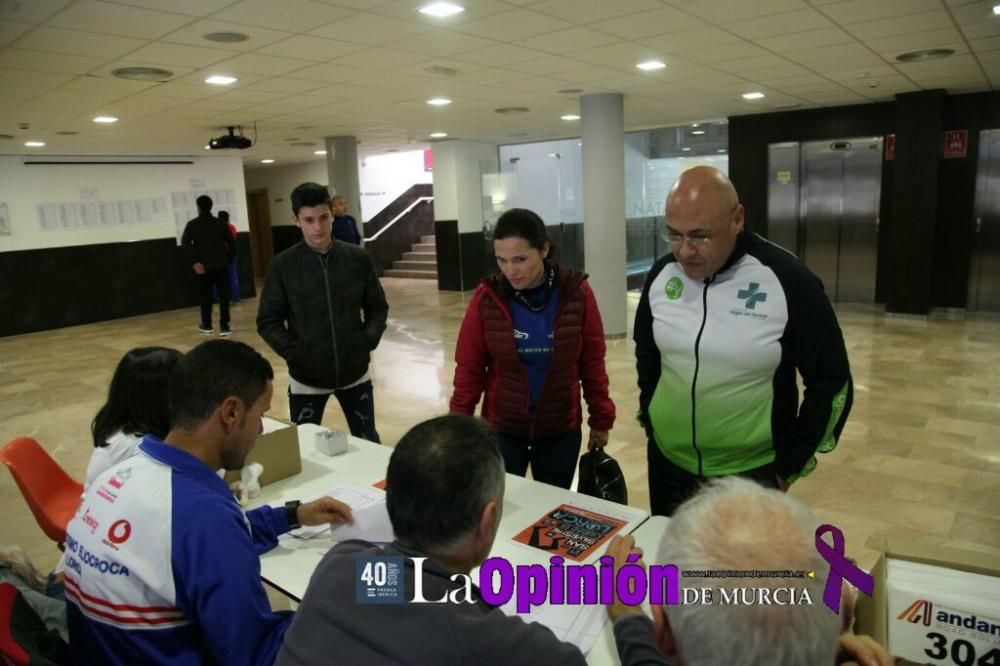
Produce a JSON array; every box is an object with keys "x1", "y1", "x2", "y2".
[
  {"x1": 257, "y1": 182, "x2": 388, "y2": 442},
  {"x1": 181, "y1": 195, "x2": 234, "y2": 336},
  {"x1": 450, "y1": 208, "x2": 615, "y2": 489},
  {"x1": 331, "y1": 195, "x2": 361, "y2": 245}
]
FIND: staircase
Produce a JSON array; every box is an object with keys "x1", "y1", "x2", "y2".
[{"x1": 383, "y1": 235, "x2": 437, "y2": 280}]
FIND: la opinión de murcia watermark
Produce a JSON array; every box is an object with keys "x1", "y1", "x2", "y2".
[{"x1": 358, "y1": 524, "x2": 875, "y2": 615}]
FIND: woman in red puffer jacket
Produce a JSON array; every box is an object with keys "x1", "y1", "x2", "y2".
[{"x1": 450, "y1": 208, "x2": 615, "y2": 489}]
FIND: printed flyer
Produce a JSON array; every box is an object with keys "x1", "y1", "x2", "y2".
[{"x1": 512, "y1": 504, "x2": 627, "y2": 562}]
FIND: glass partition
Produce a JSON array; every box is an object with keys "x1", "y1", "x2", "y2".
[{"x1": 489, "y1": 122, "x2": 729, "y2": 284}]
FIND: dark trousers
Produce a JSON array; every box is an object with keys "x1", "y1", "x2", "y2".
[
  {"x1": 197, "y1": 268, "x2": 229, "y2": 328},
  {"x1": 496, "y1": 429, "x2": 582, "y2": 490},
  {"x1": 289, "y1": 380, "x2": 381, "y2": 443},
  {"x1": 212, "y1": 259, "x2": 241, "y2": 303},
  {"x1": 647, "y1": 437, "x2": 779, "y2": 516}
]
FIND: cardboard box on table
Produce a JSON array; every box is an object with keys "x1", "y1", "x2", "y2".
[
  {"x1": 223, "y1": 417, "x2": 302, "y2": 488},
  {"x1": 854, "y1": 539, "x2": 1000, "y2": 666}
]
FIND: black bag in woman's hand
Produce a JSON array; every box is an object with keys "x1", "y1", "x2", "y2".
[{"x1": 576, "y1": 449, "x2": 628, "y2": 505}]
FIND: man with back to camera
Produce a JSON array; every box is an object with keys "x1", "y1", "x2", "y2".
[
  {"x1": 604, "y1": 477, "x2": 892, "y2": 666},
  {"x1": 275, "y1": 414, "x2": 588, "y2": 666},
  {"x1": 181, "y1": 194, "x2": 235, "y2": 336},
  {"x1": 64, "y1": 340, "x2": 354, "y2": 665},
  {"x1": 635, "y1": 166, "x2": 853, "y2": 516},
  {"x1": 257, "y1": 182, "x2": 388, "y2": 442},
  {"x1": 331, "y1": 194, "x2": 362, "y2": 245}
]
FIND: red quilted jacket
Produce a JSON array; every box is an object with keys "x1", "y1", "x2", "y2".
[{"x1": 450, "y1": 265, "x2": 615, "y2": 439}]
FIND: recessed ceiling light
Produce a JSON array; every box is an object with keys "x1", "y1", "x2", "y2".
[
  {"x1": 895, "y1": 48, "x2": 954, "y2": 62},
  {"x1": 261, "y1": 159, "x2": 275, "y2": 164},
  {"x1": 429, "y1": 132, "x2": 448, "y2": 138},
  {"x1": 204, "y1": 145, "x2": 211, "y2": 150},
  {"x1": 691, "y1": 129, "x2": 705, "y2": 135},
  {"x1": 206, "y1": 75, "x2": 238, "y2": 86},
  {"x1": 427, "y1": 97, "x2": 452, "y2": 106},
  {"x1": 717, "y1": 149, "x2": 727, "y2": 153},
  {"x1": 314, "y1": 150, "x2": 327, "y2": 155},
  {"x1": 112, "y1": 66, "x2": 173, "y2": 81},
  {"x1": 25, "y1": 141, "x2": 45, "y2": 147},
  {"x1": 204, "y1": 31, "x2": 249, "y2": 43},
  {"x1": 636, "y1": 60, "x2": 666, "y2": 71},
  {"x1": 561, "y1": 114, "x2": 580, "y2": 121},
  {"x1": 993, "y1": 4, "x2": 1000, "y2": 15},
  {"x1": 742, "y1": 92, "x2": 765, "y2": 100},
  {"x1": 93, "y1": 116, "x2": 118, "y2": 124},
  {"x1": 419, "y1": 2, "x2": 465, "y2": 17},
  {"x1": 681, "y1": 147, "x2": 692, "y2": 152}
]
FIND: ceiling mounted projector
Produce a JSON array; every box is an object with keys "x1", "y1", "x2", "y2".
[{"x1": 209, "y1": 126, "x2": 251, "y2": 150}]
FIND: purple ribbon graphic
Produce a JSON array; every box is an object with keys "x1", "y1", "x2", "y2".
[{"x1": 815, "y1": 524, "x2": 874, "y2": 614}]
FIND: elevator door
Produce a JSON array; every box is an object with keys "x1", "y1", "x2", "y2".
[
  {"x1": 800, "y1": 138, "x2": 882, "y2": 303},
  {"x1": 968, "y1": 129, "x2": 1000, "y2": 312}
]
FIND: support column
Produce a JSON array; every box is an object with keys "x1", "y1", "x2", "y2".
[
  {"x1": 324, "y1": 136, "x2": 362, "y2": 236},
  {"x1": 581, "y1": 93, "x2": 627, "y2": 337},
  {"x1": 431, "y1": 140, "x2": 498, "y2": 291}
]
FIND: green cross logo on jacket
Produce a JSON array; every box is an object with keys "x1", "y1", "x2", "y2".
[{"x1": 737, "y1": 282, "x2": 768, "y2": 309}]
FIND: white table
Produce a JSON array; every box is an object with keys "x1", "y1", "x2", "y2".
[
  {"x1": 252, "y1": 423, "x2": 654, "y2": 663},
  {"x1": 586, "y1": 515, "x2": 669, "y2": 666},
  {"x1": 253, "y1": 424, "x2": 392, "y2": 600}
]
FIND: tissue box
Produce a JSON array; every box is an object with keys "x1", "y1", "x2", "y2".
[
  {"x1": 223, "y1": 416, "x2": 302, "y2": 487},
  {"x1": 316, "y1": 428, "x2": 349, "y2": 456}
]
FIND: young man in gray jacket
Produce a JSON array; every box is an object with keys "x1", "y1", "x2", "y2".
[
  {"x1": 276, "y1": 415, "x2": 586, "y2": 666},
  {"x1": 256, "y1": 182, "x2": 388, "y2": 442}
]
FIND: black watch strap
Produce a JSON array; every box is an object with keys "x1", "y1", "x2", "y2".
[{"x1": 284, "y1": 500, "x2": 302, "y2": 530}]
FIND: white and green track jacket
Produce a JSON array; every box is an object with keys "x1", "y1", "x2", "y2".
[{"x1": 634, "y1": 231, "x2": 852, "y2": 483}]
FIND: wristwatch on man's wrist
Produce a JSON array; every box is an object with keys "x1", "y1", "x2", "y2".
[{"x1": 284, "y1": 500, "x2": 302, "y2": 529}]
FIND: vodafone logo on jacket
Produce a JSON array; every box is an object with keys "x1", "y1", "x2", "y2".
[{"x1": 105, "y1": 519, "x2": 132, "y2": 548}]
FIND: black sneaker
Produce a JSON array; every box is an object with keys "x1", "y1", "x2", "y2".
[
  {"x1": 219, "y1": 326, "x2": 232, "y2": 337},
  {"x1": 198, "y1": 324, "x2": 213, "y2": 334}
]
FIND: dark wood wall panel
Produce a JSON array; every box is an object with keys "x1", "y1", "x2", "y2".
[
  {"x1": 885, "y1": 91, "x2": 944, "y2": 314},
  {"x1": 435, "y1": 220, "x2": 461, "y2": 291}
]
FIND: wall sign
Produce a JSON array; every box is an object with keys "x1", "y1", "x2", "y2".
[{"x1": 943, "y1": 130, "x2": 968, "y2": 159}]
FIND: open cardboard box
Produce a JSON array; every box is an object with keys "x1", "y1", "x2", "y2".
[
  {"x1": 855, "y1": 539, "x2": 1000, "y2": 665},
  {"x1": 223, "y1": 416, "x2": 302, "y2": 488}
]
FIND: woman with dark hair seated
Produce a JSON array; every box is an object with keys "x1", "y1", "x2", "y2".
[
  {"x1": 86, "y1": 346, "x2": 182, "y2": 488},
  {"x1": 450, "y1": 208, "x2": 615, "y2": 489}
]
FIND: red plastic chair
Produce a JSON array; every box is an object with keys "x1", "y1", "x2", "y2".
[
  {"x1": 0, "y1": 582, "x2": 67, "y2": 665},
  {"x1": 0, "y1": 437, "x2": 83, "y2": 545}
]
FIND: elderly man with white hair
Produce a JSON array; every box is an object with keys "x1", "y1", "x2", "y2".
[{"x1": 605, "y1": 478, "x2": 892, "y2": 666}]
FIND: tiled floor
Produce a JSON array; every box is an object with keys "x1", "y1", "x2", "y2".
[{"x1": 2, "y1": 278, "x2": 998, "y2": 577}]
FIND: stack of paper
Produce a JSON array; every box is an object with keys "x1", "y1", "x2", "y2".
[
  {"x1": 288, "y1": 486, "x2": 394, "y2": 544},
  {"x1": 885, "y1": 558, "x2": 1000, "y2": 664}
]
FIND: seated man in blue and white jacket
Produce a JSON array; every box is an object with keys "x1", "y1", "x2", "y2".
[{"x1": 64, "y1": 340, "x2": 353, "y2": 665}]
